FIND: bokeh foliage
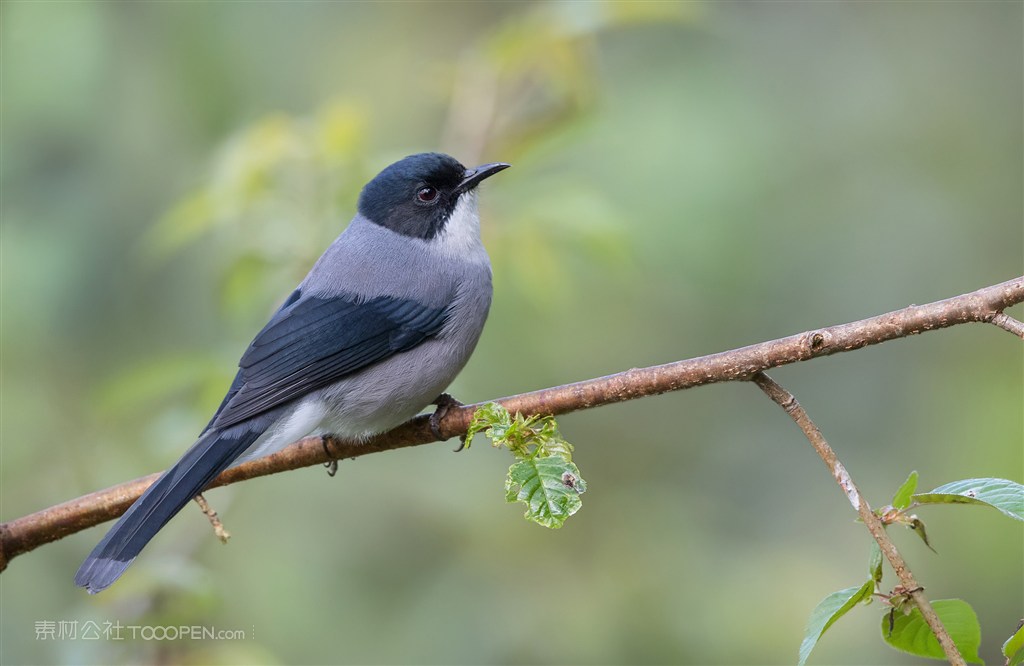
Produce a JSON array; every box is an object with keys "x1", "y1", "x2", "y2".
[{"x1": 2, "y1": 2, "x2": 1021, "y2": 664}]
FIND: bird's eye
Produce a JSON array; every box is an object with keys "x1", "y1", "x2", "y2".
[{"x1": 416, "y1": 186, "x2": 439, "y2": 203}]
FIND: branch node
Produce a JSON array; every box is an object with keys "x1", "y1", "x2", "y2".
[
  {"x1": 990, "y1": 312, "x2": 1024, "y2": 339},
  {"x1": 805, "y1": 330, "x2": 832, "y2": 353}
]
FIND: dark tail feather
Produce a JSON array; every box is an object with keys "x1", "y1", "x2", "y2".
[{"x1": 75, "y1": 427, "x2": 261, "y2": 593}]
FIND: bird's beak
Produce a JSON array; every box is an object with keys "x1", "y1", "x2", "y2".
[{"x1": 457, "y1": 162, "x2": 511, "y2": 193}]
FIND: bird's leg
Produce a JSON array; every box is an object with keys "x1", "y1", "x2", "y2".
[
  {"x1": 430, "y1": 393, "x2": 465, "y2": 447},
  {"x1": 321, "y1": 436, "x2": 338, "y2": 477}
]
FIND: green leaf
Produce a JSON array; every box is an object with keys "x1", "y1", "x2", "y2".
[
  {"x1": 868, "y1": 541, "x2": 883, "y2": 586},
  {"x1": 881, "y1": 598, "x2": 982, "y2": 664},
  {"x1": 464, "y1": 402, "x2": 511, "y2": 449},
  {"x1": 907, "y1": 517, "x2": 936, "y2": 553},
  {"x1": 913, "y1": 477, "x2": 1024, "y2": 521},
  {"x1": 798, "y1": 581, "x2": 874, "y2": 666},
  {"x1": 469, "y1": 403, "x2": 588, "y2": 528},
  {"x1": 505, "y1": 456, "x2": 587, "y2": 529},
  {"x1": 466, "y1": 403, "x2": 575, "y2": 461},
  {"x1": 892, "y1": 471, "x2": 919, "y2": 510},
  {"x1": 1004, "y1": 620, "x2": 1024, "y2": 666}
]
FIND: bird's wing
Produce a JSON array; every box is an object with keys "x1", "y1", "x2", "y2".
[{"x1": 208, "y1": 288, "x2": 450, "y2": 430}]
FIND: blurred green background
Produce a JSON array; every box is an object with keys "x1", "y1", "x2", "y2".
[{"x1": 2, "y1": 2, "x2": 1021, "y2": 664}]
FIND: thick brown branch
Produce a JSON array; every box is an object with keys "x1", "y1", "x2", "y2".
[
  {"x1": 1, "y1": 275, "x2": 1021, "y2": 571},
  {"x1": 751, "y1": 372, "x2": 965, "y2": 666}
]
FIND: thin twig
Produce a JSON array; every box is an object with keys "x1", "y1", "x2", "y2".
[
  {"x1": 990, "y1": 312, "x2": 1024, "y2": 339},
  {"x1": 751, "y1": 372, "x2": 965, "y2": 666},
  {"x1": 0, "y1": 276, "x2": 1021, "y2": 571},
  {"x1": 193, "y1": 494, "x2": 230, "y2": 544}
]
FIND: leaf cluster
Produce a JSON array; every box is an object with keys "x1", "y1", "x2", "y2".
[
  {"x1": 799, "y1": 473, "x2": 1024, "y2": 665},
  {"x1": 466, "y1": 403, "x2": 587, "y2": 529}
]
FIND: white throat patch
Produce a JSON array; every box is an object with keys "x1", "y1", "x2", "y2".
[{"x1": 429, "y1": 191, "x2": 488, "y2": 264}]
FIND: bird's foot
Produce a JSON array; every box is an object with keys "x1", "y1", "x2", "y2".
[
  {"x1": 430, "y1": 393, "x2": 466, "y2": 450},
  {"x1": 322, "y1": 437, "x2": 338, "y2": 477},
  {"x1": 451, "y1": 434, "x2": 469, "y2": 453}
]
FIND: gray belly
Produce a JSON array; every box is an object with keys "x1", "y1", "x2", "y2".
[{"x1": 311, "y1": 279, "x2": 491, "y2": 439}]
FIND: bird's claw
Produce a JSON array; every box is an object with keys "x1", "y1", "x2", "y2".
[
  {"x1": 322, "y1": 437, "x2": 338, "y2": 477},
  {"x1": 430, "y1": 393, "x2": 463, "y2": 443}
]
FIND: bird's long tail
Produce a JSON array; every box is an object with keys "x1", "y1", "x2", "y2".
[{"x1": 74, "y1": 427, "x2": 262, "y2": 594}]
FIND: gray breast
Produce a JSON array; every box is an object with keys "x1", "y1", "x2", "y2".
[{"x1": 310, "y1": 258, "x2": 493, "y2": 439}]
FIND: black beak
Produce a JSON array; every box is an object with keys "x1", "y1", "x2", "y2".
[{"x1": 457, "y1": 162, "x2": 511, "y2": 193}]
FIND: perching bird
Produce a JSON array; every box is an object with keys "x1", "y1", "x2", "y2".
[{"x1": 76, "y1": 153, "x2": 509, "y2": 593}]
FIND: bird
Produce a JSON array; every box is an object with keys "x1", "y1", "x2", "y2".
[{"x1": 75, "y1": 152, "x2": 510, "y2": 593}]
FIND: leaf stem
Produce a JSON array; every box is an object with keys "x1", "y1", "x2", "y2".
[{"x1": 751, "y1": 372, "x2": 965, "y2": 666}]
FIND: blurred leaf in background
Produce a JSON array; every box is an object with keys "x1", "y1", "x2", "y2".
[{"x1": 2, "y1": 1, "x2": 1020, "y2": 665}]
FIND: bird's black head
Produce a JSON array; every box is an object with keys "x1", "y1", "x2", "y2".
[{"x1": 358, "y1": 153, "x2": 510, "y2": 240}]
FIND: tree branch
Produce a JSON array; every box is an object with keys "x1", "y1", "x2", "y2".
[
  {"x1": 751, "y1": 372, "x2": 965, "y2": 666},
  {"x1": 991, "y1": 312, "x2": 1024, "y2": 339},
  {"x1": 1, "y1": 276, "x2": 1021, "y2": 572}
]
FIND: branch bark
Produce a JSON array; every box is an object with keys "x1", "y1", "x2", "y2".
[
  {"x1": 752, "y1": 372, "x2": 965, "y2": 666},
  {"x1": 991, "y1": 312, "x2": 1024, "y2": 339},
  {"x1": 1, "y1": 276, "x2": 1021, "y2": 572}
]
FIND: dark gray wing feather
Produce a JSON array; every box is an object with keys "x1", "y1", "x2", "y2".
[{"x1": 207, "y1": 290, "x2": 449, "y2": 430}]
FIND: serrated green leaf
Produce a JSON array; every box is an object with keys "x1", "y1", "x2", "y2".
[
  {"x1": 466, "y1": 404, "x2": 575, "y2": 462},
  {"x1": 1004, "y1": 620, "x2": 1024, "y2": 666},
  {"x1": 505, "y1": 456, "x2": 587, "y2": 529},
  {"x1": 464, "y1": 402, "x2": 510, "y2": 449},
  {"x1": 798, "y1": 581, "x2": 874, "y2": 666},
  {"x1": 535, "y1": 426, "x2": 573, "y2": 462},
  {"x1": 892, "y1": 471, "x2": 919, "y2": 510},
  {"x1": 868, "y1": 541, "x2": 883, "y2": 586},
  {"x1": 471, "y1": 403, "x2": 588, "y2": 528},
  {"x1": 881, "y1": 598, "x2": 982, "y2": 664},
  {"x1": 913, "y1": 477, "x2": 1024, "y2": 521}
]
